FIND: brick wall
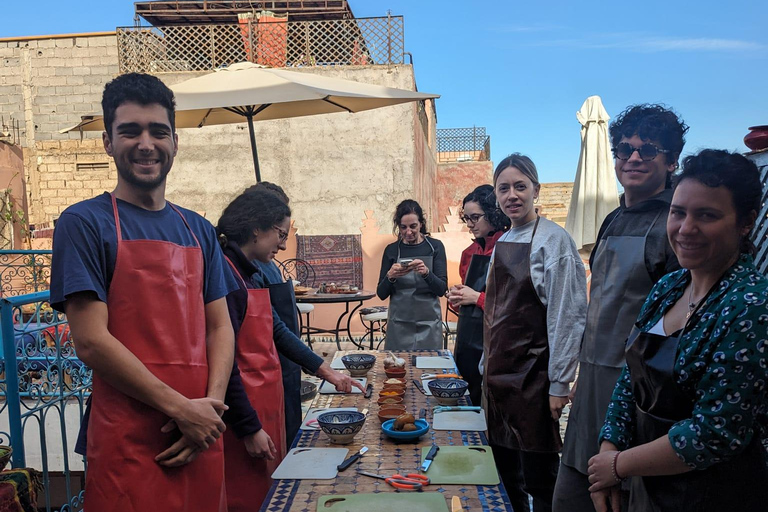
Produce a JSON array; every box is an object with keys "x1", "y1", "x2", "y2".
[
  {"x1": 0, "y1": 33, "x2": 118, "y2": 225},
  {"x1": 36, "y1": 138, "x2": 115, "y2": 219},
  {"x1": 537, "y1": 182, "x2": 574, "y2": 227}
]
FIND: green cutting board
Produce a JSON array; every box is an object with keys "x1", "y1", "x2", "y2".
[
  {"x1": 318, "y1": 492, "x2": 449, "y2": 512},
  {"x1": 420, "y1": 445, "x2": 500, "y2": 485}
]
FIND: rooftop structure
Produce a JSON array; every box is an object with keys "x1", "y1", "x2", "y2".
[
  {"x1": 436, "y1": 127, "x2": 491, "y2": 163},
  {"x1": 134, "y1": 1, "x2": 356, "y2": 25}
]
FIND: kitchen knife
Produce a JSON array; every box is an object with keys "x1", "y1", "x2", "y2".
[
  {"x1": 451, "y1": 496, "x2": 462, "y2": 512},
  {"x1": 419, "y1": 408, "x2": 427, "y2": 420},
  {"x1": 363, "y1": 383, "x2": 373, "y2": 399},
  {"x1": 413, "y1": 379, "x2": 427, "y2": 394},
  {"x1": 420, "y1": 444, "x2": 440, "y2": 472},
  {"x1": 337, "y1": 446, "x2": 368, "y2": 472}
]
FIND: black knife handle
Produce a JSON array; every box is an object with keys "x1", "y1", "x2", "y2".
[
  {"x1": 425, "y1": 444, "x2": 439, "y2": 461},
  {"x1": 363, "y1": 383, "x2": 373, "y2": 399},
  {"x1": 413, "y1": 379, "x2": 427, "y2": 394},
  {"x1": 337, "y1": 452, "x2": 361, "y2": 472},
  {"x1": 419, "y1": 408, "x2": 427, "y2": 420}
]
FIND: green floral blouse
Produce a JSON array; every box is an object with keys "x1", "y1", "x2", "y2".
[{"x1": 599, "y1": 254, "x2": 768, "y2": 469}]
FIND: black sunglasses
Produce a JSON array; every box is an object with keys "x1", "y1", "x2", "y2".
[{"x1": 612, "y1": 142, "x2": 671, "y2": 161}]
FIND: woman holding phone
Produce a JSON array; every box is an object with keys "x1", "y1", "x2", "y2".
[{"x1": 377, "y1": 199, "x2": 448, "y2": 350}]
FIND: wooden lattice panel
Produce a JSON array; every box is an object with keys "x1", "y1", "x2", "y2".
[{"x1": 117, "y1": 16, "x2": 404, "y2": 73}]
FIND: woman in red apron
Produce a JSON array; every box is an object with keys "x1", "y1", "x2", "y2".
[
  {"x1": 485, "y1": 154, "x2": 587, "y2": 512},
  {"x1": 588, "y1": 150, "x2": 768, "y2": 512},
  {"x1": 217, "y1": 189, "x2": 364, "y2": 511},
  {"x1": 447, "y1": 184, "x2": 509, "y2": 406}
]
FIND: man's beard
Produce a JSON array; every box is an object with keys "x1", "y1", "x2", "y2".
[{"x1": 117, "y1": 164, "x2": 170, "y2": 191}]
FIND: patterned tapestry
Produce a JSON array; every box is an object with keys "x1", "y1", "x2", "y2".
[{"x1": 296, "y1": 234, "x2": 363, "y2": 289}]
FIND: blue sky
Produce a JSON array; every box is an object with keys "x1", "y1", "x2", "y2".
[{"x1": 5, "y1": 1, "x2": 765, "y2": 182}]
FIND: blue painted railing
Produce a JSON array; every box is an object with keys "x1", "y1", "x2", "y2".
[{"x1": 1, "y1": 291, "x2": 89, "y2": 512}]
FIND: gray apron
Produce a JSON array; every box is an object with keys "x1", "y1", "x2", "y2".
[
  {"x1": 384, "y1": 239, "x2": 443, "y2": 350},
  {"x1": 561, "y1": 209, "x2": 664, "y2": 473}
]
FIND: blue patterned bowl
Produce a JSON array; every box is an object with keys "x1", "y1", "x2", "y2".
[
  {"x1": 317, "y1": 411, "x2": 366, "y2": 444},
  {"x1": 341, "y1": 353, "x2": 376, "y2": 377},
  {"x1": 381, "y1": 418, "x2": 430, "y2": 441},
  {"x1": 428, "y1": 379, "x2": 468, "y2": 405}
]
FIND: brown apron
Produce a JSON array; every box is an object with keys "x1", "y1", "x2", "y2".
[{"x1": 483, "y1": 217, "x2": 561, "y2": 452}]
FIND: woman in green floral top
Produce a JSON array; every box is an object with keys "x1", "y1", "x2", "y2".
[{"x1": 587, "y1": 149, "x2": 768, "y2": 512}]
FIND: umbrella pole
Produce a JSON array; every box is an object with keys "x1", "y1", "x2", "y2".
[{"x1": 246, "y1": 114, "x2": 261, "y2": 182}]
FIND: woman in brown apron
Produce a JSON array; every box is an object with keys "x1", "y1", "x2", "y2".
[
  {"x1": 485, "y1": 154, "x2": 588, "y2": 512},
  {"x1": 448, "y1": 184, "x2": 509, "y2": 406},
  {"x1": 588, "y1": 150, "x2": 768, "y2": 512}
]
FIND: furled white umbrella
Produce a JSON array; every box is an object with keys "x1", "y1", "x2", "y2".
[
  {"x1": 63, "y1": 62, "x2": 439, "y2": 181},
  {"x1": 565, "y1": 96, "x2": 620, "y2": 255}
]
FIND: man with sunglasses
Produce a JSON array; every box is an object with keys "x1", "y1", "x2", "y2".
[{"x1": 554, "y1": 104, "x2": 688, "y2": 512}]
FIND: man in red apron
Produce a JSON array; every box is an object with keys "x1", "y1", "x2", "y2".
[{"x1": 50, "y1": 73, "x2": 238, "y2": 511}]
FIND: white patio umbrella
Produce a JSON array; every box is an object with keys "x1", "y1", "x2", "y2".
[
  {"x1": 565, "y1": 96, "x2": 620, "y2": 255},
  {"x1": 63, "y1": 62, "x2": 439, "y2": 181}
]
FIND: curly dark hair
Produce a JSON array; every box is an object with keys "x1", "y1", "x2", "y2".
[
  {"x1": 610, "y1": 104, "x2": 688, "y2": 187},
  {"x1": 675, "y1": 149, "x2": 761, "y2": 255},
  {"x1": 244, "y1": 181, "x2": 290, "y2": 204},
  {"x1": 392, "y1": 199, "x2": 430, "y2": 237},
  {"x1": 461, "y1": 184, "x2": 510, "y2": 233},
  {"x1": 102, "y1": 73, "x2": 176, "y2": 138},
  {"x1": 217, "y1": 189, "x2": 291, "y2": 247}
]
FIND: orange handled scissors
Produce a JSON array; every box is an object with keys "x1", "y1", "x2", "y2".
[{"x1": 358, "y1": 471, "x2": 430, "y2": 491}]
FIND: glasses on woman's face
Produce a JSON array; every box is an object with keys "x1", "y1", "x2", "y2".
[
  {"x1": 612, "y1": 142, "x2": 671, "y2": 161},
  {"x1": 273, "y1": 226, "x2": 289, "y2": 243},
  {"x1": 460, "y1": 213, "x2": 486, "y2": 225}
]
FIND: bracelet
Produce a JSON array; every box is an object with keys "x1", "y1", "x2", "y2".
[{"x1": 611, "y1": 451, "x2": 624, "y2": 483}]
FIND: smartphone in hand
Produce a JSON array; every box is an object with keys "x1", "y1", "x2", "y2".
[{"x1": 399, "y1": 258, "x2": 414, "y2": 266}]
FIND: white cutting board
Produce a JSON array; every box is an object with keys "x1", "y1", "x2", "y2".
[
  {"x1": 432, "y1": 410, "x2": 488, "y2": 431},
  {"x1": 416, "y1": 356, "x2": 456, "y2": 369},
  {"x1": 330, "y1": 357, "x2": 345, "y2": 369},
  {"x1": 300, "y1": 407, "x2": 359, "y2": 430},
  {"x1": 319, "y1": 377, "x2": 367, "y2": 394},
  {"x1": 422, "y1": 379, "x2": 470, "y2": 396},
  {"x1": 272, "y1": 447, "x2": 349, "y2": 480}
]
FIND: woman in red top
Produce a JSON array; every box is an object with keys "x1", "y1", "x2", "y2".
[{"x1": 448, "y1": 184, "x2": 510, "y2": 405}]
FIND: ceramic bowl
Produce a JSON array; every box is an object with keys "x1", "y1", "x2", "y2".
[
  {"x1": 316, "y1": 411, "x2": 366, "y2": 445},
  {"x1": 341, "y1": 353, "x2": 376, "y2": 377},
  {"x1": 382, "y1": 377, "x2": 407, "y2": 387},
  {"x1": 428, "y1": 378, "x2": 468, "y2": 405},
  {"x1": 378, "y1": 388, "x2": 405, "y2": 399},
  {"x1": 300, "y1": 380, "x2": 318, "y2": 402},
  {"x1": 384, "y1": 367, "x2": 407, "y2": 379},
  {"x1": 377, "y1": 395, "x2": 404, "y2": 406},
  {"x1": 377, "y1": 405, "x2": 407, "y2": 423},
  {"x1": 381, "y1": 418, "x2": 430, "y2": 441}
]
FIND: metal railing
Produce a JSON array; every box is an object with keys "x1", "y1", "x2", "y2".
[
  {"x1": 0, "y1": 250, "x2": 52, "y2": 298},
  {"x1": 1, "y1": 291, "x2": 89, "y2": 511},
  {"x1": 436, "y1": 127, "x2": 491, "y2": 163},
  {"x1": 117, "y1": 15, "x2": 405, "y2": 73}
]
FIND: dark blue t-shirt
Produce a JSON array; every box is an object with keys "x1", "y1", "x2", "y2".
[{"x1": 50, "y1": 192, "x2": 238, "y2": 312}]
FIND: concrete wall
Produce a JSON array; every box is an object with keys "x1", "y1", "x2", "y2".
[
  {"x1": 0, "y1": 31, "x2": 437, "y2": 235},
  {"x1": 0, "y1": 141, "x2": 27, "y2": 248},
  {"x1": 538, "y1": 182, "x2": 574, "y2": 226}
]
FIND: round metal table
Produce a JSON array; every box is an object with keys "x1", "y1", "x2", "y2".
[{"x1": 294, "y1": 290, "x2": 375, "y2": 349}]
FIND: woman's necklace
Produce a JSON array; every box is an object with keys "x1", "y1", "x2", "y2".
[{"x1": 687, "y1": 285, "x2": 703, "y2": 320}]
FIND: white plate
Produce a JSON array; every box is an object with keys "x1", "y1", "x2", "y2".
[
  {"x1": 416, "y1": 356, "x2": 456, "y2": 369},
  {"x1": 300, "y1": 407, "x2": 359, "y2": 430},
  {"x1": 319, "y1": 377, "x2": 367, "y2": 394}
]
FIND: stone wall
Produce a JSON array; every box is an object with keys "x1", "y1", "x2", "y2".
[{"x1": 0, "y1": 31, "x2": 437, "y2": 234}]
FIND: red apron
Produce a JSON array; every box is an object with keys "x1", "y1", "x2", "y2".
[
  {"x1": 85, "y1": 194, "x2": 226, "y2": 511},
  {"x1": 223, "y1": 256, "x2": 286, "y2": 512}
]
